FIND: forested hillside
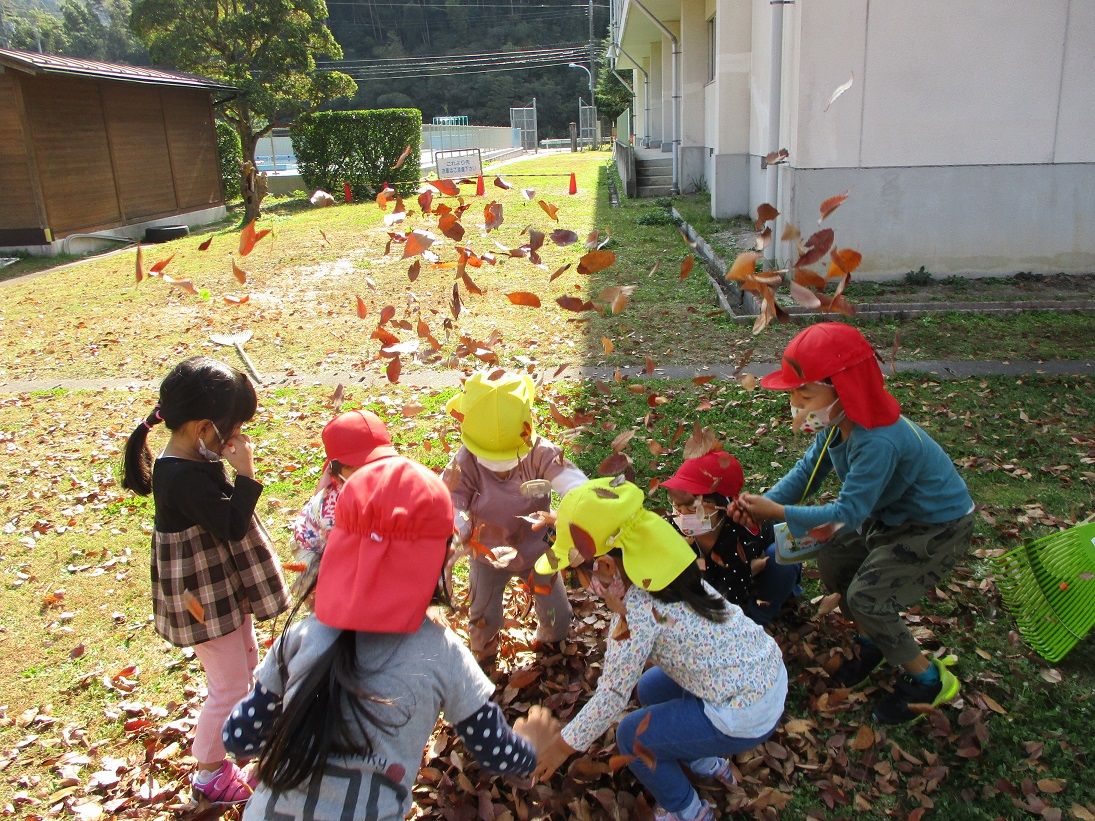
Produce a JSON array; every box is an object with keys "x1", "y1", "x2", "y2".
[{"x1": 307, "y1": 0, "x2": 608, "y2": 136}]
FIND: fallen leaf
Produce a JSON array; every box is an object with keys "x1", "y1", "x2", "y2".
[
  {"x1": 850, "y1": 724, "x2": 875, "y2": 750},
  {"x1": 507, "y1": 292, "x2": 541, "y2": 308},
  {"x1": 601, "y1": 337, "x2": 615, "y2": 354},
  {"x1": 223, "y1": 294, "x2": 249, "y2": 305}
]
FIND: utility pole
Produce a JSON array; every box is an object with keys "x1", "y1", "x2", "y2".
[{"x1": 588, "y1": 0, "x2": 595, "y2": 102}]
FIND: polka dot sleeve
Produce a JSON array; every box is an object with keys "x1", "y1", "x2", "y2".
[
  {"x1": 453, "y1": 702, "x2": 535, "y2": 777},
  {"x1": 221, "y1": 683, "x2": 283, "y2": 758}
]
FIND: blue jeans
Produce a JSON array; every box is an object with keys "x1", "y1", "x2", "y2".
[
  {"x1": 615, "y1": 667, "x2": 775, "y2": 813},
  {"x1": 744, "y1": 543, "x2": 803, "y2": 626}
]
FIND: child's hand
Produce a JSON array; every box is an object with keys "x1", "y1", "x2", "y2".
[
  {"x1": 736, "y1": 493, "x2": 785, "y2": 524},
  {"x1": 513, "y1": 705, "x2": 562, "y2": 757},
  {"x1": 727, "y1": 497, "x2": 761, "y2": 532},
  {"x1": 223, "y1": 432, "x2": 255, "y2": 478},
  {"x1": 524, "y1": 510, "x2": 557, "y2": 531}
]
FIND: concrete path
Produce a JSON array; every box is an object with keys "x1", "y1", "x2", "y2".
[{"x1": 2, "y1": 358, "x2": 1090, "y2": 395}]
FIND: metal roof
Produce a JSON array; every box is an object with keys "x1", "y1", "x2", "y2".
[{"x1": 0, "y1": 47, "x2": 236, "y2": 93}]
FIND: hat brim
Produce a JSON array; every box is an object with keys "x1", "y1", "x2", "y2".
[
  {"x1": 335, "y1": 445, "x2": 398, "y2": 468},
  {"x1": 463, "y1": 435, "x2": 533, "y2": 463},
  {"x1": 759, "y1": 367, "x2": 806, "y2": 390},
  {"x1": 659, "y1": 474, "x2": 710, "y2": 496}
]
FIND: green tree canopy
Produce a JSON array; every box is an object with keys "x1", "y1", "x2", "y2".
[{"x1": 130, "y1": 0, "x2": 356, "y2": 220}]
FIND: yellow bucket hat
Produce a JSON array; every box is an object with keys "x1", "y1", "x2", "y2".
[
  {"x1": 534, "y1": 477, "x2": 696, "y2": 591},
  {"x1": 445, "y1": 370, "x2": 537, "y2": 462}
]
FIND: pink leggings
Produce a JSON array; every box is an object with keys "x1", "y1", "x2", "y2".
[{"x1": 190, "y1": 615, "x2": 258, "y2": 764}]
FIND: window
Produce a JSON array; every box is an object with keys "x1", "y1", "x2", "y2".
[{"x1": 707, "y1": 16, "x2": 716, "y2": 82}]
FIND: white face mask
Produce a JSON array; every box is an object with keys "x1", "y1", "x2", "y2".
[
  {"x1": 791, "y1": 398, "x2": 844, "y2": 434},
  {"x1": 673, "y1": 505, "x2": 719, "y2": 537},
  {"x1": 196, "y1": 422, "x2": 224, "y2": 462}
]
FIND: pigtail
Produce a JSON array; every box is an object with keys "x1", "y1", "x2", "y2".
[{"x1": 121, "y1": 407, "x2": 163, "y2": 496}]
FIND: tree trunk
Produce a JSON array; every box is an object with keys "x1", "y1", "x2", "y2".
[{"x1": 239, "y1": 131, "x2": 266, "y2": 224}]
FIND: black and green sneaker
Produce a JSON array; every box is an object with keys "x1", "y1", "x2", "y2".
[
  {"x1": 872, "y1": 657, "x2": 960, "y2": 725},
  {"x1": 830, "y1": 636, "x2": 885, "y2": 688}
]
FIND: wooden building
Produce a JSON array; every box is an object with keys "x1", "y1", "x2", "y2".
[{"x1": 0, "y1": 48, "x2": 235, "y2": 255}]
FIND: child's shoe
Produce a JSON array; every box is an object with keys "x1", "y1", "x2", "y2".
[
  {"x1": 872, "y1": 657, "x2": 960, "y2": 725},
  {"x1": 192, "y1": 759, "x2": 254, "y2": 805},
  {"x1": 829, "y1": 635, "x2": 884, "y2": 688},
  {"x1": 654, "y1": 800, "x2": 716, "y2": 821},
  {"x1": 688, "y1": 756, "x2": 737, "y2": 790}
]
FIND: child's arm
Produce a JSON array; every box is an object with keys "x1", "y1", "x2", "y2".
[
  {"x1": 452, "y1": 703, "x2": 536, "y2": 777},
  {"x1": 541, "y1": 446, "x2": 588, "y2": 496},
  {"x1": 764, "y1": 431, "x2": 834, "y2": 507},
  {"x1": 441, "y1": 452, "x2": 474, "y2": 541},
  {"x1": 783, "y1": 441, "x2": 898, "y2": 536},
  {"x1": 171, "y1": 470, "x2": 263, "y2": 542},
  {"x1": 223, "y1": 682, "x2": 282, "y2": 757}
]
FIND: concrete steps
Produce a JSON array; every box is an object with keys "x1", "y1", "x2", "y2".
[{"x1": 636, "y1": 157, "x2": 673, "y2": 198}]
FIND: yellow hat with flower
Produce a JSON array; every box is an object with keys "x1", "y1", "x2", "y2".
[
  {"x1": 534, "y1": 477, "x2": 696, "y2": 591},
  {"x1": 445, "y1": 370, "x2": 537, "y2": 462}
]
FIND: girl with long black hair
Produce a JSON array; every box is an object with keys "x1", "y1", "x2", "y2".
[{"x1": 222, "y1": 455, "x2": 554, "y2": 820}]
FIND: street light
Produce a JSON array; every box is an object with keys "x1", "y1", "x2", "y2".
[{"x1": 568, "y1": 62, "x2": 594, "y2": 94}]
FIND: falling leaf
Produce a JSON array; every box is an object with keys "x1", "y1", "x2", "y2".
[
  {"x1": 403, "y1": 230, "x2": 437, "y2": 259},
  {"x1": 134, "y1": 243, "x2": 144, "y2": 283},
  {"x1": 578, "y1": 250, "x2": 616, "y2": 275},
  {"x1": 825, "y1": 72, "x2": 855, "y2": 112},
  {"x1": 223, "y1": 294, "x2": 249, "y2": 305},
  {"x1": 355, "y1": 296, "x2": 368, "y2": 319},
  {"x1": 182, "y1": 590, "x2": 204, "y2": 623},
  {"x1": 438, "y1": 213, "x2": 465, "y2": 242},
  {"x1": 507, "y1": 292, "x2": 541, "y2": 308},
  {"x1": 197, "y1": 236, "x2": 213, "y2": 251},
  {"x1": 796, "y1": 229, "x2": 836, "y2": 267},
  {"x1": 328, "y1": 383, "x2": 345, "y2": 408},
  {"x1": 828, "y1": 247, "x2": 863, "y2": 277},
  {"x1": 644, "y1": 356, "x2": 655, "y2": 375},
  {"x1": 819, "y1": 190, "x2": 850, "y2": 222},
  {"x1": 682, "y1": 423, "x2": 720, "y2": 460},
  {"x1": 726, "y1": 251, "x2": 760, "y2": 282},
  {"x1": 550, "y1": 229, "x2": 579, "y2": 246},
  {"x1": 417, "y1": 190, "x2": 434, "y2": 214},
  {"x1": 538, "y1": 200, "x2": 560, "y2": 221},
  {"x1": 601, "y1": 337, "x2": 615, "y2": 354},
  {"x1": 789, "y1": 280, "x2": 822, "y2": 309},
  {"x1": 781, "y1": 223, "x2": 801, "y2": 242},
  {"x1": 391, "y1": 144, "x2": 412, "y2": 170},
  {"x1": 386, "y1": 356, "x2": 402, "y2": 384},
  {"x1": 451, "y1": 282, "x2": 463, "y2": 319},
  {"x1": 461, "y1": 271, "x2": 484, "y2": 295},
  {"x1": 493, "y1": 176, "x2": 512, "y2": 190},
  {"x1": 484, "y1": 201, "x2": 504, "y2": 232},
  {"x1": 429, "y1": 178, "x2": 460, "y2": 196},
  {"x1": 148, "y1": 253, "x2": 175, "y2": 274},
  {"x1": 379, "y1": 305, "x2": 396, "y2": 326},
  {"x1": 794, "y1": 267, "x2": 827, "y2": 289},
  {"x1": 231, "y1": 258, "x2": 249, "y2": 285},
  {"x1": 556, "y1": 295, "x2": 595, "y2": 312},
  {"x1": 755, "y1": 203, "x2": 779, "y2": 230},
  {"x1": 549, "y1": 263, "x2": 572, "y2": 282},
  {"x1": 679, "y1": 256, "x2": 695, "y2": 281},
  {"x1": 161, "y1": 274, "x2": 199, "y2": 296},
  {"x1": 238, "y1": 218, "x2": 271, "y2": 256},
  {"x1": 570, "y1": 523, "x2": 597, "y2": 562}
]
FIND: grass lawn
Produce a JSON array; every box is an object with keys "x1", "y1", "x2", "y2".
[{"x1": 0, "y1": 151, "x2": 1092, "y2": 819}]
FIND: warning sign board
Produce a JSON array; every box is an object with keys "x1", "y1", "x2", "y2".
[{"x1": 434, "y1": 148, "x2": 482, "y2": 180}]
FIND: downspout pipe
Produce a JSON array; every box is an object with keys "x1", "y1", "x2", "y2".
[
  {"x1": 616, "y1": 43, "x2": 650, "y2": 147},
  {"x1": 631, "y1": 0, "x2": 680, "y2": 194},
  {"x1": 610, "y1": 69, "x2": 636, "y2": 142},
  {"x1": 764, "y1": 1, "x2": 790, "y2": 264}
]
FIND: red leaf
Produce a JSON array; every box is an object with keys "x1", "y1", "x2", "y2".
[
  {"x1": 506, "y1": 291, "x2": 541, "y2": 307},
  {"x1": 134, "y1": 243, "x2": 144, "y2": 283},
  {"x1": 232, "y1": 258, "x2": 249, "y2": 285},
  {"x1": 385, "y1": 357, "x2": 402, "y2": 384},
  {"x1": 679, "y1": 256, "x2": 694, "y2": 281},
  {"x1": 403, "y1": 230, "x2": 437, "y2": 258},
  {"x1": 577, "y1": 250, "x2": 616, "y2": 275},
  {"x1": 795, "y1": 228, "x2": 835, "y2": 267},
  {"x1": 407, "y1": 260, "x2": 421, "y2": 282},
  {"x1": 438, "y1": 213, "x2": 465, "y2": 242},
  {"x1": 550, "y1": 229, "x2": 579, "y2": 246},
  {"x1": 451, "y1": 282, "x2": 462, "y2": 319},
  {"x1": 429, "y1": 178, "x2": 460, "y2": 196},
  {"x1": 223, "y1": 294, "x2": 249, "y2": 305},
  {"x1": 556, "y1": 295, "x2": 595, "y2": 312},
  {"x1": 726, "y1": 251, "x2": 760, "y2": 281},
  {"x1": 379, "y1": 305, "x2": 396, "y2": 326},
  {"x1": 493, "y1": 176, "x2": 512, "y2": 190},
  {"x1": 755, "y1": 202, "x2": 779, "y2": 230},
  {"x1": 461, "y1": 271, "x2": 484, "y2": 295},
  {"x1": 549, "y1": 263, "x2": 572, "y2": 282},
  {"x1": 417, "y1": 190, "x2": 434, "y2": 214},
  {"x1": 197, "y1": 236, "x2": 213, "y2": 251},
  {"x1": 484, "y1": 201, "x2": 504, "y2": 232},
  {"x1": 356, "y1": 296, "x2": 368, "y2": 318},
  {"x1": 570, "y1": 523, "x2": 597, "y2": 561},
  {"x1": 828, "y1": 247, "x2": 863, "y2": 277},
  {"x1": 148, "y1": 254, "x2": 174, "y2": 274},
  {"x1": 819, "y1": 190, "x2": 849, "y2": 222},
  {"x1": 238, "y1": 218, "x2": 271, "y2": 256},
  {"x1": 538, "y1": 200, "x2": 560, "y2": 221},
  {"x1": 794, "y1": 267, "x2": 827, "y2": 289}
]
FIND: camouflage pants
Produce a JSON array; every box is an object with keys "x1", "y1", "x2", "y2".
[{"x1": 817, "y1": 513, "x2": 974, "y2": 666}]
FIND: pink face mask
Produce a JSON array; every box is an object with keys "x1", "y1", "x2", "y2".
[{"x1": 588, "y1": 559, "x2": 626, "y2": 601}]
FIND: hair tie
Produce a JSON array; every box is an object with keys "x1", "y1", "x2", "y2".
[
  {"x1": 154, "y1": 407, "x2": 163, "y2": 421},
  {"x1": 142, "y1": 406, "x2": 164, "y2": 430}
]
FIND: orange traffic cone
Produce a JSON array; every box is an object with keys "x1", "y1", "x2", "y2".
[
  {"x1": 568, "y1": 172, "x2": 578, "y2": 195},
  {"x1": 476, "y1": 174, "x2": 485, "y2": 196}
]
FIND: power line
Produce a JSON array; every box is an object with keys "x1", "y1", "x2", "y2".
[
  {"x1": 337, "y1": 58, "x2": 587, "y2": 81},
  {"x1": 320, "y1": 43, "x2": 586, "y2": 66},
  {"x1": 332, "y1": 50, "x2": 588, "y2": 77}
]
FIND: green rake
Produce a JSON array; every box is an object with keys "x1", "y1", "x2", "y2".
[{"x1": 992, "y1": 520, "x2": 1095, "y2": 663}]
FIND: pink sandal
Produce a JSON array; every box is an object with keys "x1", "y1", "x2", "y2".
[{"x1": 193, "y1": 759, "x2": 255, "y2": 805}]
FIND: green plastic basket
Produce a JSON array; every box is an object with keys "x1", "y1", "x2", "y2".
[{"x1": 992, "y1": 521, "x2": 1095, "y2": 663}]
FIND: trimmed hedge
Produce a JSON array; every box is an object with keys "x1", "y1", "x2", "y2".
[
  {"x1": 215, "y1": 121, "x2": 243, "y2": 201},
  {"x1": 291, "y1": 108, "x2": 422, "y2": 199}
]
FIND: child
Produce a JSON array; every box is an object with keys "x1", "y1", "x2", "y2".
[
  {"x1": 442, "y1": 370, "x2": 587, "y2": 661},
  {"x1": 661, "y1": 450, "x2": 801, "y2": 625},
  {"x1": 290, "y1": 409, "x2": 396, "y2": 595},
  {"x1": 734, "y1": 322, "x2": 975, "y2": 724},
  {"x1": 528, "y1": 478, "x2": 788, "y2": 821},
  {"x1": 121, "y1": 357, "x2": 290, "y2": 805},
  {"x1": 222, "y1": 455, "x2": 554, "y2": 820}
]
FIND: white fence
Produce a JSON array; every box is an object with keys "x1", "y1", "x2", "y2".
[{"x1": 421, "y1": 124, "x2": 521, "y2": 152}]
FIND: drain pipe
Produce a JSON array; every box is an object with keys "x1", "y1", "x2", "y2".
[
  {"x1": 616, "y1": 43, "x2": 651, "y2": 147},
  {"x1": 631, "y1": 0, "x2": 680, "y2": 194},
  {"x1": 764, "y1": 0, "x2": 790, "y2": 264}
]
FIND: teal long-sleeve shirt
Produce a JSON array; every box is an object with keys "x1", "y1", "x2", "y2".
[{"x1": 765, "y1": 416, "x2": 974, "y2": 537}]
